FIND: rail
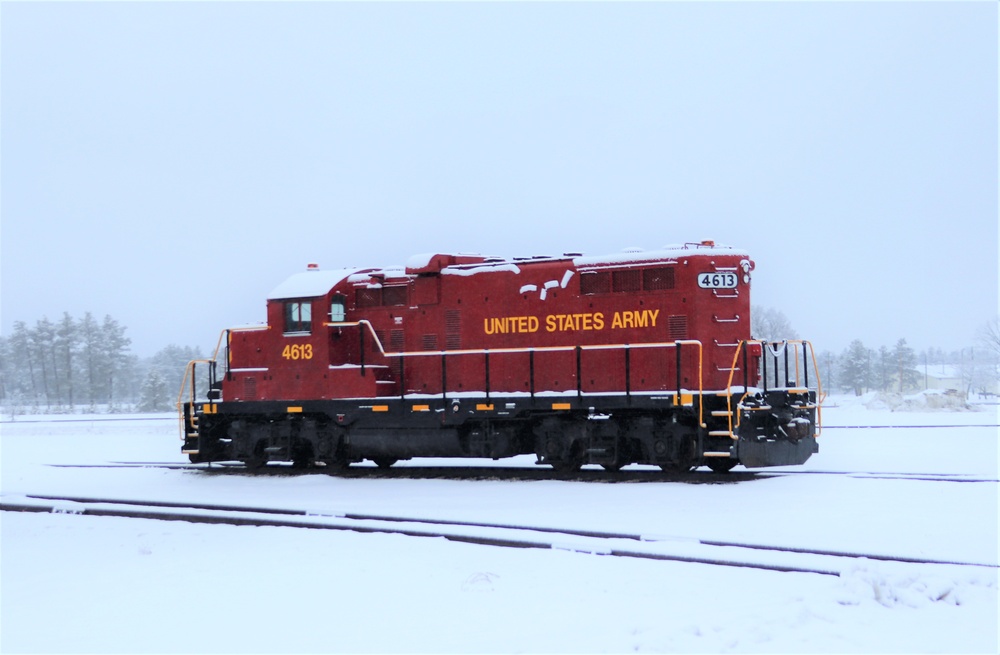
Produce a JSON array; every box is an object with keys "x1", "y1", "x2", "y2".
[
  {"x1": 179, "y1": 320, "x2": 710, "y2": 436},
  {"x1": 325, "y1": 320, "x2": 706, "y2": 427},
  {"x1": 176, "y1": 358, "x2": 214, "y2": 442},
  {"x1": 719, "y1": 339, "x2": 824, "y2": 440},
  {"x1": 175, "y1": 326, "x2": 267, "y2": 441}
]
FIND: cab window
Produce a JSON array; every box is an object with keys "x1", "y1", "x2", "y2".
[
  {"x1": 330, "y1": 295, "x2": 346, "y2": 322},
  {"x1": 284, "y1": 301, "x2": 312, "y2": 333}
]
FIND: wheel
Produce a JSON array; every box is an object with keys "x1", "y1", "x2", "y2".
[
  {"x1": 243, "y1": 453, "x2": 266, "y2": 470},
  {"x1": 707, "y1": 459, "x2": 738, "y2": 474},
  {"x1": 600, "y1": 440, "x2": 631, "y2": 472},
  {"x1": 373, "y1": 458, "x2": 397, "y2": 469},
  {"x1": 319, "y1": 459, "x2": 349, "y2": 474},
  {"x1": 659, "y1": 462, "x2": 695, "y2": 475},
  {"x1": 291, "y1": 455, "x2": 313, "y2": 469},
  {"x1": 291, "y1": 443, "x2": 315, "y2": 469},
  {"x1": 549, "y1": 444, "x2": 584, "y2": 474},
  {"x1": 319, "y1": 448, "x2": 350, "y2": 474},
  {"x1": 551, "y1": 457, "x2": 583, "y2": 474},
  {"x1": 241, "y1": 439, "x2": 266, "y2": 470}
]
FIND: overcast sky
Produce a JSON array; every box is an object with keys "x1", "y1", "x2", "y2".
[{"x1": 2, "y1": 1, "x2": 997, "y2": 358}]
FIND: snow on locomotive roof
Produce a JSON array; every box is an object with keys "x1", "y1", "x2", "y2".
[
  {"x1": 407, "y1": 253, "x2": 441, "y2": 270},
  {"x1": 573, "y1": 243, "x2": 748, "y2": 268},
  {"x1": 267, "y1": 268, "x2": 358, "y2": 300},
  {"x1": 441, "y1": 262, "x2": 522, "y2": 277},
  {"x1": 410, "y1": 243, "x2": 746, "y2": 274},
  {"x1": 270, "y1": 243, "x2": 748, "y2": 299}
]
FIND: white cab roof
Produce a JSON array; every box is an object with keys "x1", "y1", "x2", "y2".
[{"x1": 267, "y1": 268, "x2": 358, "y2": 300}]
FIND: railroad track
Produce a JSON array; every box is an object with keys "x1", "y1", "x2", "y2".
[
  {"x1": 46, "y1": 461, "x2": 1000, "y2": 484},
  {"x1": 4, "y1": 494, "x2": 996, "y2": 577}
]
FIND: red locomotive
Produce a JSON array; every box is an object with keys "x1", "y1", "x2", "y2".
[{"x1": 179, "y1": 241, "x2": 822, "y2": 472}]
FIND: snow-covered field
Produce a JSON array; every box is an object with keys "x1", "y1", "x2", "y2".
[{"x1": 2, "y1": 392, "x2": 997, "y2": 653}]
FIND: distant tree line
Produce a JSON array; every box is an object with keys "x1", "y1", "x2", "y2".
[
  {"x1": 753, "y1": 307, "x2": 1000, "y2": 397},
  {"x1": 0, "y1": 312, "x2": 204, "y2": 416},
  {"x1": 819, "y1": 338, "x2": 1000, "y2": 398},
  {"x1": 817, "y1": 338, "x2": 922, "y2": 396}
]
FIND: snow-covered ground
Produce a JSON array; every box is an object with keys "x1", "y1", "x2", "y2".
[{"x1": 1, "y1": 392, "x2": 997, "y2": 653}]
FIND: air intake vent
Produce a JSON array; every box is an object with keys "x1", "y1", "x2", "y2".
[
  {"x1": 612, "y1": 270, "x2": 641, "y2": 292},
  {"x1": 356, "y1": 288, "x2": 381, "y2": 308},
  {"x1": 643, "y1": 267, "x2": 675, "y2": 291},
  {"x1": 668, "y1": 315, "x2": 688, "y2": 341},
  {"x1": 581, "y1": 271, "x2": 611, "y2": 295},
  {"x1": 445, "y1": 310, "x2": 461, "y2": 350}
]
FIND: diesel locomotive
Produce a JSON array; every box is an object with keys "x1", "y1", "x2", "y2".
[{"x1": 178, "y1": 242, "x2": 822, "y2": 473}]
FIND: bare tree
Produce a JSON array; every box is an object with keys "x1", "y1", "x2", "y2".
[
  {"x1": 751, "y1": 306, "x2": 799, "y2": 342},
  {"x1": 978, "y1": 316, "x2": 1000, "y2": 359}
]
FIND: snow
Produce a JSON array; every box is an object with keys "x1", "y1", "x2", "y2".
[
  {"x1": 267, "y1": 268, "x2": 358, "y2": 300},
  {"x1": 440, "y1": 263, "x2": 522, "y2": 277},
  {"x1": 407, "y1": 252, "x2": 439, "y2": 270},
  {"x1": 573, "y1": 244, "x2": 749, "y2": 268},
  {"x1": 1, "y1": 395, "x2": 997, "y2": 653}
]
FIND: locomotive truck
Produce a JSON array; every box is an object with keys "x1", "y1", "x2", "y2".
[{"x1": 179, "y1": 241, "x2": 822, "y2": 473}]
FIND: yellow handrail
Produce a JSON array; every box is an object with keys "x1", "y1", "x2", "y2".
[
  {"x1": 325, "y1": 321, "x2": 706, "y2": 427},
  {"x1": 177, "y1": 322, "x2": 711, "y2": 439},
  {"x1": 721, "y1": 339, "x2": 824, "y2": 439},
  {"x1": 176, "y1": 358, "x2": 214, "y2": 441},
  {"x1": 176, "y1": 327, "x2": 268, "y2": 441}
]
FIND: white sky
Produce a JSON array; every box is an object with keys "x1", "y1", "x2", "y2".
[{"x1": 2, "y1": 1, "x2": 997, "y2": 357}]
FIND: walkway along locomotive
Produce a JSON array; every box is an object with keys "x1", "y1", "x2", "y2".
[{"x1": 178, "y1": 242, "x2": 822, "y2": 472}]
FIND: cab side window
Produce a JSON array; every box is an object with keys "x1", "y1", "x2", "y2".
[
  {"x1": 284, "y1": 301, "x2": 312, "y2": 333},
  {"x1": 330, "y1": 295, "x2": 346, "y2": 323}
]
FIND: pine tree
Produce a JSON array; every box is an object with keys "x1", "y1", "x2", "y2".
[
  {"x1": 8, "y1": 322, "x2": 38, "y2": 408},
  {"x1": 873, "y1": 345, "x2": 892, "y2": 392},
  {"x1": 150, "y1": 344, "x2": 205, "y2": 400},
  {"x1": 839, "y1": 339, "x2": 871, "y2": 396},
  {"x1": 137, "y1": 369, "x2": 171, "y2": 412},
  {"x1": 893, "y1": 338, "x2": 920, "y2": 392},
  {"x1": 100, "y1": 315, "x2": 132, "y2": 410},
  {"x1": 31, "y1": 318, "x2": 57, "y2": 409},
  {"x1": 0, "y1": 334, "x2": 8, "y2": 407},
  {"x1": 78, "y1": 312, "x2": 101, "y2": 409},
  {"x1": 56, "y1": 312, "x2": 78, "y2": 408}
]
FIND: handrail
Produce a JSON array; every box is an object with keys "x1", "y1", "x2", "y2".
[
  {"x1": 721, "y1": 339, "x2": 824, "y2": 440},
  {"x1": 179, "y1": 320, "x2": 713, "y2": 435},
  {"x1": 325, "y1": 320, "x2": 706, "y2": 426},
  {"x1": 175, "y1": 326, "x2": 264, "y2": 441},
  {"x1": 176, "y1": 358, "x2": 214, "y2": 441}
]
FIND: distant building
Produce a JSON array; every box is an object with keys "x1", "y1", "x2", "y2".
[{"x1": 918, "y1": 364, "x2": 999, "y2": 398}]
